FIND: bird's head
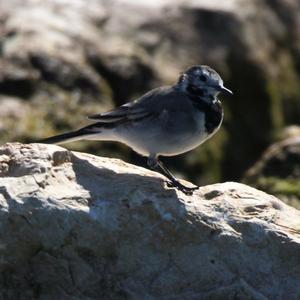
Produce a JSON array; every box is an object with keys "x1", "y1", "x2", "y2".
[{"x1": 177, "y1": 65, "x2": 232, "y2": 99}]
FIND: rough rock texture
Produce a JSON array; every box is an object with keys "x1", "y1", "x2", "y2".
[
  {"x1": 245, "y1": 128, "x2": 300, "y2": 208},
  {"x1": 0, "y1": 143, "x2": 299, "y2": 300},
  {"x1": 1, "y1": 0, "x2": 300, "y2": 184}
]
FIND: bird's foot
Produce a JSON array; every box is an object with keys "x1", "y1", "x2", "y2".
[{"x1": 166, "y1": 180, "x2": 199, "y2": 195}]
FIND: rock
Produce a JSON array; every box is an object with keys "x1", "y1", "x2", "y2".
[
  {"x1": 244, "y1": 130, "x2": 300, "y2": 208},
  {"x1": 1, "y1": 1, "x2": 114, "y2": 104},
  {"x1": 0, "y1": 143, "x2": 299, "y2": 300}
]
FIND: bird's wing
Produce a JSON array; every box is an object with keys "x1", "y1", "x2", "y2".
[
  {"x1": 88, "y1": 101, "x2": 151, "y2": 123},
  {"x1": 87, "y1": 86, "x2": 174, "y2": 123}
]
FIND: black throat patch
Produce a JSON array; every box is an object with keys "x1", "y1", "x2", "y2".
[{"x1": 187, "y1": 86, "x2": 223, "y2": 134}]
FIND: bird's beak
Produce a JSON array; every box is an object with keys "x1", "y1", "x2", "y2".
[{"x1": 217, "y1": 85, "x2": 233, "y2": 96}]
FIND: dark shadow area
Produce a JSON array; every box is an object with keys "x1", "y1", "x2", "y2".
[
  {"x1": 70, "y1": 151, "x2": 182, "y2": 204},
  {"x1": 0, "y1": 77, "x2": 36, "y2": 98},
  {"x1": 87, "y1": 49, "x2": 155, "y2": 106}
]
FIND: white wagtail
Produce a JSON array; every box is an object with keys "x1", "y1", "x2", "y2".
[{"x1": 39, "y1": 65, "x2": 232, "y2": 194}]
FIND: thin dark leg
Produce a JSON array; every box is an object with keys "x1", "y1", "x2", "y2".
[{"x1": 147, "y1": 156, "x2": 198, "y2": 195}]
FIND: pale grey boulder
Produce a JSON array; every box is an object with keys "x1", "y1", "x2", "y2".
[{"x1": 0, "y1": 143, "x2": 299, "y2": 300}]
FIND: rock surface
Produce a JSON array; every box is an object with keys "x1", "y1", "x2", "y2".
[
  {"x1": 1, "y1": 0, "x2": 300, "y2": 184},
  {"x1": 0, "y1": 143, "x2": 299, "y2": 300}
]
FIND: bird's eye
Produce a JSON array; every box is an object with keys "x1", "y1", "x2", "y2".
[{"x1": 199, "y1": 74, "x2": 207, "y2": 82}]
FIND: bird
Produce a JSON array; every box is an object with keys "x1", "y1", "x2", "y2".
[{"x1": 39, "y1": 65, "x2": 232, "y2": 195}]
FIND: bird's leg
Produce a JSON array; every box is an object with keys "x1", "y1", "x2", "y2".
[
  {"x1": 156, "y1": 160, "x2": 199, "y2": 194},
  {"x1": 147, "y1": 156, "x2": 198, "y2": 195}
]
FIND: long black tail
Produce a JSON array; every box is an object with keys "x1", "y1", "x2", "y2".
[
  {"x1": 38, "y1": 129, "x2": 92, "y2": 145},
  {"x1": 37, "y1": 121, "x2": 108, "y2": 144}
]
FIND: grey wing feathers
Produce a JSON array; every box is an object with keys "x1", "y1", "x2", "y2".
[
  {"x1": 88, "y1": 86, "x2": 174, "y2": 123},
  {"x1": 88, "y1": 102, "x2": 151, "y2": 123}
]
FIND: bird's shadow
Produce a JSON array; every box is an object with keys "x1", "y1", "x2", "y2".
[{"x1": 70, "y1": 152, "x2": 182, "y2": 205}]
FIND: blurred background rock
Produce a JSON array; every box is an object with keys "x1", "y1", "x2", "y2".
[{"x1": 0, "y1": 0, "x2": 300, "y2": 207}]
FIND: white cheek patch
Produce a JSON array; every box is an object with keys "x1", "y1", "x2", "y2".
[
  {"x1": 206, "y1": 87, "x2": 215, "y2": 93},
  {"x1": 205, "y1": 86, "x2": 220, "y2": 98}
]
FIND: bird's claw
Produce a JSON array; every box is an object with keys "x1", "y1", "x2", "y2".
[{"x1": 166, "y1": 180, "x2": 199, "y2": 195}]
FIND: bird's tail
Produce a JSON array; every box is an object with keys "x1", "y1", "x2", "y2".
[
  {"x1": 37, "y1": 121, "x2": 119, "y2": 145},
  {"x1": 38, "y1": 130, "x2": 93, "y2": 144},
  {"x1": 37, "y1": 120, "x2": 106, "y2": 145}
]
